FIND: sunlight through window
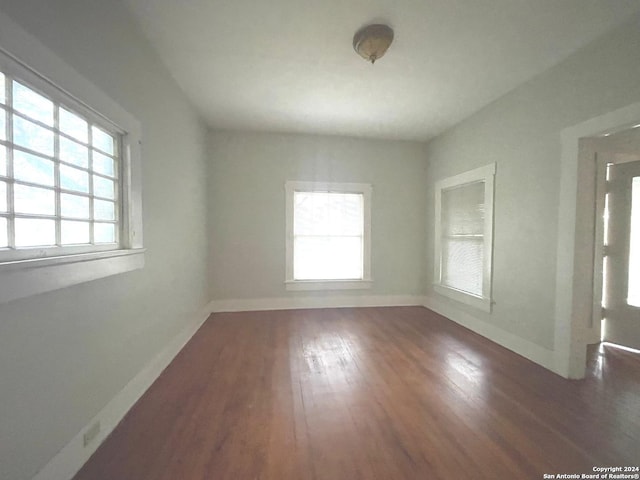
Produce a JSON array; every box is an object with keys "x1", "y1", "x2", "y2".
[{"x1": 294, "y1": 191, "x2": 364, "y2": 280}]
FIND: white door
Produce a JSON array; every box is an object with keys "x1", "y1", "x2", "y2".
[{"x1": 603, "y1": 159, "x2": 640, "y2": 349}]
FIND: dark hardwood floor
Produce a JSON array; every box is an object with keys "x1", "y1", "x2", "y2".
[{"x1": 73, "y1": 307, "x2": 640, "y2": 480}]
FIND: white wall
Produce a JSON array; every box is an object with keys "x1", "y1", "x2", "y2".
[
  {"x1": 424, "y1": 15, "x2": 640, "y2": 353},
  {"x1": 208, "y1": 131, "x2": 427, "y2": 303},
  {"x1": 0, "y1": 2, "x2": 209, "y2": 479}
]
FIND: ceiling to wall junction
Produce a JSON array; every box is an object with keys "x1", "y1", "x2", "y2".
[{"x1": 123, "y1": 0, "x2": 640, "y2": 141}]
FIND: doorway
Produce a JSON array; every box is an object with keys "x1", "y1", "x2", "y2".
[
  {"x1": 593, "y1": 129, "x2": 640, "y2": 351},
  {"x1": 556, "y1": 102, "x2": 640, "y2": 379}
]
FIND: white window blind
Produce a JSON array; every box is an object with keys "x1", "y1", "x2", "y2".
[
  {"x1": 440, "y1": 181, "x2": 485, "y2": 296},
  {"x1": 293, "y1": 191, "x2": 364, "y2": 280},
  {"x1": 434, "y1": 163, "x2": 495, "y2": 311}
]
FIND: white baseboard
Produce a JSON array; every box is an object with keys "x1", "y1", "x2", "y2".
[
  {"x1": 211, "y1": 294, "x2": 427, "y2": 313},
  {"x1": 31, "y1": 302, "x2": 214, "y2": 480},
  {"x1": 423, "y1": 295, "x2": 557, "y2": 374}
]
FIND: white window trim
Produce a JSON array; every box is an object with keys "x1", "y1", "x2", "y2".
[
  {"x1": 433, "y1": 163, "x2": 495, "y2": 312},
  {"x1": 285, "y1": 181, "x2": 372, "y2": 291},
  {"x1": 0, "y1": 14, "x2": 144, "y2": 304}
]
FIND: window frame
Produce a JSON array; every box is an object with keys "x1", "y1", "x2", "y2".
[
  {"x1": 433, "y1": 163, "x2": 495, "y2": 312},
  {"x1": 0, "y1": 58, "x2": 124, "y2": 260},
  {"x1": 285, "y1": 181, "x2": 372, "y2": 291},
  {"x1": 0, "y1": 15, "x2": 144, "y2": 304}
]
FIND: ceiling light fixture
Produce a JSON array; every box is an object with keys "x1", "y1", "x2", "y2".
[{"x1": 353, "y1": 24, "x2": 394, "y2": 64}]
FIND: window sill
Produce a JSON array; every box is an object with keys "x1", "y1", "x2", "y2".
[
  {"x1": 433, "y1": 284, "x2": 492, "y2": 313},
  {"x1": 0, "y1": 248, "x2": 145, "y2": 304},
  {"x1": 285, "y1": 279, "x2": 373, "y2": 291}
]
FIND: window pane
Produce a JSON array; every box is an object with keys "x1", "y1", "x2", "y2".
[
  {"x1": 628, "y1": 177, "x2": 640, "y2": 307},
  {"x1": 61, "y1": 193, "x2": 89, "y2": 219},
  {"x1": 92, "y1": 126, "x2": 114, "y2": 155},
  {"x1": 61, "y1": 220, "x2": 90, "y2": 245},
  {"x1": 14, "y1": 150, "x2": 54, "y2": 187},
  {"x1": 440, "y1": 181, "x2": 485, "y2": 297},
  {"x1": 94, "y1": 199, "x2": 115, "y2": 221},
  {"x1": 442, "y1": 182, "x2": 485, "y2": 236},
  {"x1": 0, "y1": 217, "x2": 7, "y2": 247},
  {"x1": 60, "y1": 136, "x2": 89, "y2": 168},
  {"x1": 442, "y1": 238, "x2": 483, "y2": 296},
  {"x1": 94, "y1": 175, "x2": 114, "y2": 199},
  {"x1": 13, "y1": 81, "x2": 54, "y2": 126},
  {"x1": 0, "y1": 145, "x2": 6, "y2": 176},
  {"x1": 59, "y1": 107, "x2": 88, "y2": 143},
  {"x1": 294, "y1": 236, "x2": 363, "y2": 280},
  {"x1": 94, "y1": 222, "x2": 115, "y2": 243},
  {"x1": 294, "y1": 192, "x2": 363, "y2": 236},
  {"x1": 0, "y1": 181, "x2": 6, "y2": 212},
  {"x1": 0, "y1": 73, "x2": 5, "y2": 104},
  {"x1": 15, "y1": 218, "x2": 55, "y2": 247},
  {"x1": 93, "y1": 150, "x2": 115, "y2": 177},
  {"x1": 13, "y1": 115, "x2": 54, "y2": 156},
  {"x1": 14, "y1": 184, "x2": 55, "y2": 215},
  {"x1": 0, "y1": 108, "x2": 6, "y2": 141},
  {"x1": 60, "y1": 164, "x2": 89, "y2": 193}
]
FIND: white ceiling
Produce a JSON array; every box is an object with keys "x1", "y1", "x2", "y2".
[{"x1": 123, "y1": 0, "x2": 640, "y2": 141}]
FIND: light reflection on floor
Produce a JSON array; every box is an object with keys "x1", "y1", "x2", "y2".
[
  {"x1": 593, "y1": 342, "x2": 607, "y2": 379},
  {"x1": 601, "y1": 341, "x2": 640, "y2": 354},
  {"x1": 591, "y1": 341, "x2": 640, "y2": 380},
  {"x1": 300, "y1": 331, "x2": 362, "y2": 392}
]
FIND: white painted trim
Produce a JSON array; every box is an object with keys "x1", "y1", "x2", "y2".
[
  {"x1": 435, "y1": 163, "x2": 496, "y2": 191},
  {"x1": 0, "y1": 247, "x2": 145, "y2": 272},
  {"x1": 433, "y1": 284, "x2": 491, "y2": 312},
  {"x1": 210, "y1": 295, "x2": 426, "y2": 313},
  {"x1": 555, "y1": 101, "x2": 640, "y2": 379},
  {"x1": 30, "y1": 302, "x2": 214, "y2": 480},
  {"x1": 285, "y1": 181, "x2": 373, "y2": 287},
  {"x1": 433, "y1": 163, "x2": 496, "y2": 312},
  {"x1": 0, "y1": 249, "x2": 145, "y2": 304},
  {"x1": 423, "y1": 295, "x2": 557, "y2": 373},
  {"x1": 591, "y1": 154, "x2": 609, "y2": 330}
]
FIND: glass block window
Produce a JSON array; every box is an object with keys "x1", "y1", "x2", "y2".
[{"x1": 0, "y1": 70, "x2": 121, "y2": 258}]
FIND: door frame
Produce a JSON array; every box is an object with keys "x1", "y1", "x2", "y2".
[{"x1": 555, "y1": 101, "x2": 640, "y2": 379}]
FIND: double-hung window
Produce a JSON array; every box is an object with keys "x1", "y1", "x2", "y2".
[
  {"x1": 285, "y1": 181, "x2": 372, "y2": 290},
  {"x1": 0, "y1": 19, "x2": 143, "y2": 305},
  {"x1": 434, "y1": 164, "x2": 495, "y2": 311}
]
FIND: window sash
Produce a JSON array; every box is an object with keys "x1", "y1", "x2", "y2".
[
  {"x1": 0, "y1": 61, "x2": 123, "y2": 261},
  {"x1": 292, "y1": 191, "x2": 365, "y2": 281},
  {"x1": 433, "y1": 164, "x2": 495, "y2": 312},
  {"x1": 440, "y1": 235, "x2": 484, "y2": 296},
  {"x1": 285, "y1": 181, "x2": 372, "y2": 287},
  {"x1": 439, "y1": 180, "x2": 485, "y2": 296},
  {"x1": 293, "y1": 234, "x2": 364, "y2": 280}
]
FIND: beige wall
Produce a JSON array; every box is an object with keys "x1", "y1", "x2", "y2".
[
  {"x1": 424, "y1": 15, "x2": 640, "y2": 350},
  {"x1": 0, "y1": 1, "x2": 209, "y2": 479},
  {"x1": 208, "y1": 131, "x2": 428, "y2": 301}
]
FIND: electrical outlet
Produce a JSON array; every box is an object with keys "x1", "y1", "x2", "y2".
[{"x1": 83, "y1": 421, "x2": 100, "y2": 447}]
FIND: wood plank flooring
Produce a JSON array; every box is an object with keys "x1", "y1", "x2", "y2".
[{"x1": 73, "y1": 307, "x2": 640, "y2": 480}]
